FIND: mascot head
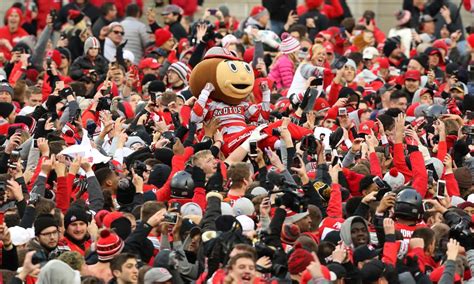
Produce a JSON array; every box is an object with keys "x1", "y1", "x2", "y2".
[{"x1": 189, "y1": 47, "x2": 255, "y2": 105}]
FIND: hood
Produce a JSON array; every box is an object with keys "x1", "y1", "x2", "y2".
[
  {"x1": 37, "y1": 260, "x2": 81, "y2": 284},
  {"x1": 340, "y1": 216, "x2": 369, "y2": 247}
]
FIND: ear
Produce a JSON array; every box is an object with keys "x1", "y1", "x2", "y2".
[
  {"x1": 106, "y1": 179, "x2": 113, "y2": 187},
  {"x1": 112, "y1": 270, "x2": 121, "y2": 278}
]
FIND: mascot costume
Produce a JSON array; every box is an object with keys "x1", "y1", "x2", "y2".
[{"x1": 190, "y1": 47, "x2": 312, "y2": 156}]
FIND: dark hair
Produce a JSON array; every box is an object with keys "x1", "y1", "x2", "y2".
[
  {"x1": 390, "y1": 90, "x2": 408, "y2": 102},
  {"x1": 81, "y1": 276, "x2": 106, "y2": 284},
  {"x1": 95, "y1": 167, "x2": 115, "y2": 187},
  {"x1": 341, "y1": 18, "x2": 356, "y2": 34},
  {"x1": 110, "y1": 253, "x2": 137, "y2": 275},
  {"x1": 359, "y1": 175, "x2": 375, "y2": 193},
  {"x1": 141, "y1": 201, "x2": 166, "y2": 223},
  {"x1": 125, "y1": 4, "x2": 141, "y2": 18},
  {"x1": 412, "y1": 227, "x2": 435, "y2": 251},
  {"x1": 347, "y1": 52, "x2": 363, "y2": 68},
  {"x1": 288, "y1": 24, "x2": 308, "y2": 39},
  {"x1": 383, "y1": 108, "x2": 403, "y2": 118},
  {"x1": 101, "y1": 3, "x2": 115, "y2": 16}
]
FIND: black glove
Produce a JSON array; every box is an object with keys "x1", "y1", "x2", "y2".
[
  {"x1": 299, "y1": 87, "x2": 311, "y2": 110},
  {"x1": 45, "y1": 95, "x2": 62, "y2": 111},
  {"x1": 206, "y1": 162, "x2": 223, "y2": 192},
  {"x1": 191, "y1": 166, "x2": 206, "y2": 188}
]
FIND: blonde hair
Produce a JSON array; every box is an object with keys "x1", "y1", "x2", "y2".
[{"x1": 191, "y1": 150, "x2": 213, "y2": 166}]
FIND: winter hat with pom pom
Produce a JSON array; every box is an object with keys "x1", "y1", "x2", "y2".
[
  {"x1": 383, "y1": 168, "x2": 405, "y2": 191},
  {"x1": 96, "y1": 229, "x2": 124, "y2": 262},
  {"x1": 281, "y1": 224, "x2": 301, "y2": 245},
  {"x1": 279, "y1": 32, "x2": 301, "y2": 54}
]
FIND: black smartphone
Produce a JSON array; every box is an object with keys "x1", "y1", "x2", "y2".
[
  {"x1": 170, "y1": 202, "x2": 181, "y2": 212},
  {"x1": 466, "y1": 110, "x2": 474, "y2": 120},
  {"x1": 310, "y1": 77, "x2": 323, "y2": 87},
  {"x1": 33, "y1": 139, "x2": 38, "y2": 148},
  {"x1": 272, "y1": 128, "x2": 281, "y2": 136},
  {"x1": 8, "y1": 126, "x2": 23, "y2": 137},
  {"x1": 427, "y1": 170, "x2": 434, "y2": 186},
  {"x1": 163, "y1": 212, "x2": 178, "y2": 224},
  {"x1": 249, "y1": 140, "x2": 258, "y2": 158},
  {"x1": 331, "y1": 155, "x2": 339, "y2": 167},
  {"x1": 423, "y1": 201, "x2": 433, "y2": 211},
  {"x1": 384, "y1": 146, "x2": 390, "y2": 159},
  {"x1": 292, "y1": 155, "x2": 302, "y2": 169},
  {"x1": 365, "y1": 17, "x2": 371, "y2": 25},
  {"x1": 373, "y1": 176, "x2": 386, "y2": 189},
  {"x1": 436, "y1": 180, "x2": 446, "y2": 198},
  {"x1": 325, "y1": 149, "x2": 332, "y2": 162},
  {"x1": 208, "y1": 8, "x2": 217, "y2": 15}
]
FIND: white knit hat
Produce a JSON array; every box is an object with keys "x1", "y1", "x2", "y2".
[
  {"x1": 383, "y1": 168, "x2": 405, "y2": 191},
  {"x1": 236, "y1": 215, "x2": 255, "y2": 233},
  {"x1": 222, "y1": 34, "x2": 239, "y2": 49},
  {"x1": 168, "y1": 62, "x2": 191, "y2": 84},
  {"x1": 232, "y1": 197, "x2": 255, "y2": 216},
  {"x1": 279, "y1": 32, "x2": 300, "y2": 54}
]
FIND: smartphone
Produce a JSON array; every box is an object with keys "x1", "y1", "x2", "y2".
[
  {"x1": 423, "y1": 201, "x2": 433, "y2": 211},
  {"x1": 310, "y1": 77, "x2": 323, "y2": 87},
  {"x1": 163, "y1": 212, "x2": 178, "y2": 224},
  {"x1": 325, "y1": 149, "x2": 332, "y2": 162},
  {"x1": 384, "y1": 146, "x2": 390, "y2": 159},
  {"x1": 0, "y1": 212, "x2": 4, "y2": 224},
  {"x1": 272, "y1": 128, "x2": 281, "y2": 136},
  {"x1": 365, "y1": 17, "x2": 371, "y2": 26},
  {"x1": 249, "y1": 140, "x2": 258, "y2": 158},
  {"x1": 170, "y1": 202, "x2": 181, "y2": 212},
  {"x1": 208, "y1": 8, "x2": 217, "y2": 15},
  {"x1": 427, "y1": 170, "x2": 434, "y2": 186},
  {"x1": 331, "y1": 155, "x2": 340, "y2": 167},
  {"x1": 338, "y1": 107, "x2": 347, "y2": 116},
  {"x1": 436, "y1": 180, "x2": 446, "y2": 198},
  {"x1": 292, "y1": 155, "x2": 302, "y2": 169},
  {"x1": 466, "y1": 110, "x2": 474, "y2": 120},
  {"x1": 8, "y1": 125, "x2": 23, "y2": 137},
  {"x1": 373, "y1": 176, "x2": 386, "y2": 189},
  {"x1": 33, "y1": 139, "x2": 38, "y2": 148}
]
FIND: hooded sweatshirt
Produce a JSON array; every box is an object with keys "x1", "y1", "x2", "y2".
[
  {"x1": 340, "y1": 216, "x2": 370, "y2": 248},
  {"x1": 37, "y1": 259, "x2": 81, "y2": 284}
]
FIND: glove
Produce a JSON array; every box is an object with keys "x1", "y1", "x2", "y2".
[
  {"x1": 299, "y1": 87, "x2": 311, "y2": 109},
  {"x1": 206, "y1": 162, "x2": 223, "y2": 192},
  {"x1": 191, "y1": 166, "x2": 206, "y2": 188},
  {"x1": 167, "y1": 50, "x2": 178, "y2": 64}
]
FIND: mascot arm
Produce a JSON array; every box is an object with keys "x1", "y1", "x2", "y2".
[
  {"x1": 190, "y1": 88, "x2": 212, "y2": 123},
  {"x1": 245, "y1": 88, "x2": 271, "y2": 122}
]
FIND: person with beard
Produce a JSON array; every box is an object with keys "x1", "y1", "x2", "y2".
[
  {"x1": 27, "y1": 214, "x2": 65, "y2": 262},
  {"x1": 61, "y1": 206, "x2": 92, "y2": 256},
  {"x1": 383, "y1": 37, "x2": 406, "y2": 68}
]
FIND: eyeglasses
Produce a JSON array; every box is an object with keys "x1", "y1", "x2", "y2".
[
  {"x1": 39, "y1": 230, "x2": 59, "y2": 237},
  {"x1": 113, "y1": 30, "x2": 125, "y2": 36}
]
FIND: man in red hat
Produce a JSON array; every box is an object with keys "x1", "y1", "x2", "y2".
[
  {"x1": 138, "y1": 58, "x2": 160, "y2": 76},
  {"x1": 240, "y1": 6, "x2": 270, "y2": 31},
  {"x1": 402, "y1": 70, "x2": 421, "y2": 100}
]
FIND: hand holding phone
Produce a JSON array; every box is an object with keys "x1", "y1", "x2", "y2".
[
  {"x1": 249, "y1": 140, "x2": 258, "y2": 158},
  {"x1": 436, "y1": 180, "x2": 446, "y2": 199}
]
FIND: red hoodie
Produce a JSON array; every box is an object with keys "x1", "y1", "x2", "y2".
[{"x1": 0, "y1": 8, "x2": 29, "y2": 62}]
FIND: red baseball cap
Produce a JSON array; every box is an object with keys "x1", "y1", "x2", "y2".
[
  {"x1": 404, "y1": 70, "x2": 421, "y2": 81},
  {"x1": 314, "y1": 97, "x2": 330, "y2": 112},
  {"x1": 376, "y1": 57, "x2": 390, "y2": 69},
  {"x1": 139, "y1": 58, "x2": 160, "y2": 70},
  {"x1": 358, "y1": 120, "x2": 375, "y2": 135},
  {"x1": 323, "y1": 42, "x2": 334, "y2": 54}
]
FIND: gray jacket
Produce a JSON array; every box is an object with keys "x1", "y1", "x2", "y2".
[{"x1": 121, "y1": 17, "x2": 148, "y2": 65}]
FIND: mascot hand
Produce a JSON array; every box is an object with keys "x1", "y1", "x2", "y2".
[
  {"x1": 259, "y1": 80, "x2": 269, "y2": 93},
  {"x1": 204, "y1": 82, "x2": 215, "y2": 93},
  {"x1": 249, "y1": 124, "x2": 269, "y2": 142}
]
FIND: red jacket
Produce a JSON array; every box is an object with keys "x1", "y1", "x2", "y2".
[{"x1": 0, "y1": 26, "x2": 29, "y2": 62}]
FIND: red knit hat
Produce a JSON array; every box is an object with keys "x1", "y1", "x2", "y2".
[
  {"x1": 288, "y1": 248, "x2": 314, "y2": 274},
  {"x1": 46, "y1": 49, "x2": 62, "y2": 67},
  {"x1": 155, "y1": 28, "x2": 172, "y2": 47},
  {"x1": 433, "y1": 39, "x2": 449, "y2": 54},
  {"x1": 467, "y1": 34, "x2": 474, "y2": 49},
  {"x1": 281, "y1": 224, "x2": 301, "y2": 245},
  {"x1": 97, "y1": 229, "x2": 124, "y2": 262},
  {"x1": 305, "y1": 0, "x2": 324, "y2": 9},
  {"x1": 313, "y1": 97, "x2": 330, "y2": 112},
  {"x1": 250, "y1": 6, "x2": 268, "y2": 19},
  {"x1": 94, "y1": 210, "x2": 110, "y2": 228},
  {"x1": 324, "y1": 107, "x2": 338, "y2": 121},
  {"x1": 103, "y1": 211, "x2": 124, "y2": 228},
  {"x1": 4, "y1": 7, "x2": 23, "y2": 26}
]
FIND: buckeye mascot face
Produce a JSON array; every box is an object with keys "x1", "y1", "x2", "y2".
[{"x1": 189, "y1": 47, "x2": 255, "y2": 105}]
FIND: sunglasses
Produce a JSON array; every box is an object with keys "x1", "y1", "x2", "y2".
[{"x1": 113, "y1": 30, "x2": 125, "y2": 35}]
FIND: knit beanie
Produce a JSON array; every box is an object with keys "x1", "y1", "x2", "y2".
[
  {"x1": 103, "y1": 211, "x2": 124, "y2": 228},
  {"x1": 168, "y1": 62, "x2": 191, "y2": 84},
  {"x1": 281, "y1": 224, "x2": 301, "y2": 244},
  {"x1": 467, "y1": 34, "x2": 474, "y2": 49},
  {"x1": 232, "y1": 197, "x2": 255, "y2": 216},
  {"x1": 155, "y1": 28, "x2": 172, "y2": 47},
  {"x1": 110, "y1": 217, "x2": 132, "y2": 243},
  {"x1": 56, "y1": 47, "x2": 72, "y2": 63},
  {"x1": 288, "y1": 248, "x2": 314, "y2": 275},
  {"x1": 383, "y1": 168, "x2": 405, "y2": 191},
  {"x1": 279, "y1": 33, "x2": 301, "y2": 54},
  {"x1": 34, "y1": 214, "x2": 58, "y2": 236},
  {"x1": 46, "y1": 49, "x2": 62, "y2": 67},
  {"x1": 0, "y1": 81, "x2": 13, "y2": 96},
  {"x1": 96, "y1": 229, "x2": 124, "y2": 262},
  {"x1": 83, "y1": 37, "x2": 100, "y2": 55},
  {"x1": 67, "y1": 9, "x2": 84, "y2": 25},
  {"x1": 0, "y1": 102, "x2": 14, "y2": 118},
  {"x1": 64, "y1": 207, "x2": 91, "y2": 229},
  {"x1": 148, "y1": 80, "x2": 166, "y2": 95},
  {"x1": 383, "y1": 40, "x2": 398, "y2": 57},
  {"x1": 250, "y1": 6, "x2": 269, "y2": 20},
  {"x1": 215, "y1": 215, "x2": 237, "y2": 232},
  {"x1": 148, "y1": 164, "x2": 172, "y2": 188},
  {"x1": 454, "y1": 167, "x2": 472, "y2": 190}
]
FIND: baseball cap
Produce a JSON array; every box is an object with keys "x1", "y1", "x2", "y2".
[
  {"x1": 363, "y1": 47, "x2": 379, "y2": 60},
  {"x1": 144, "y1": 267, "x2": 172, "y2": 284},
  {"x1": 358, "y1": 121, "x2": 375, "y2": 136},
  {"x1": 450, "y1": 82, "x2": 465, "y2": 93},
  {"x1": 404, "y1": 70, "x2": 421, "y2": 81},
  {"x1": 419, "y1": 14, "x2": 437, "y2": 23},
  {"x1": 161, "y1": 4, "x2": 182, "y2": 15},
  {"x1": 139, "y1": 58, "x2": 160, "y2": 70}
]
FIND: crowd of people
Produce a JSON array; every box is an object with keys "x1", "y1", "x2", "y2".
[{"x1": 0, "y1": 0, "x2": 473, "y2": 283}]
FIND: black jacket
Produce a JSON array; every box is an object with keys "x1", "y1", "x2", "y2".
[
  {"x1": 168, "y1": 21, "x2": 187, "y2": 41},
  {"x1": 297, "y1": 10, "x2": 330, "y2": 40},
  {"x1": 69, "y1": 54, "x2": 109, "y2": 81},
  {"x1": 263, "y1": 0, "x2": 296, "y2": 23}
]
